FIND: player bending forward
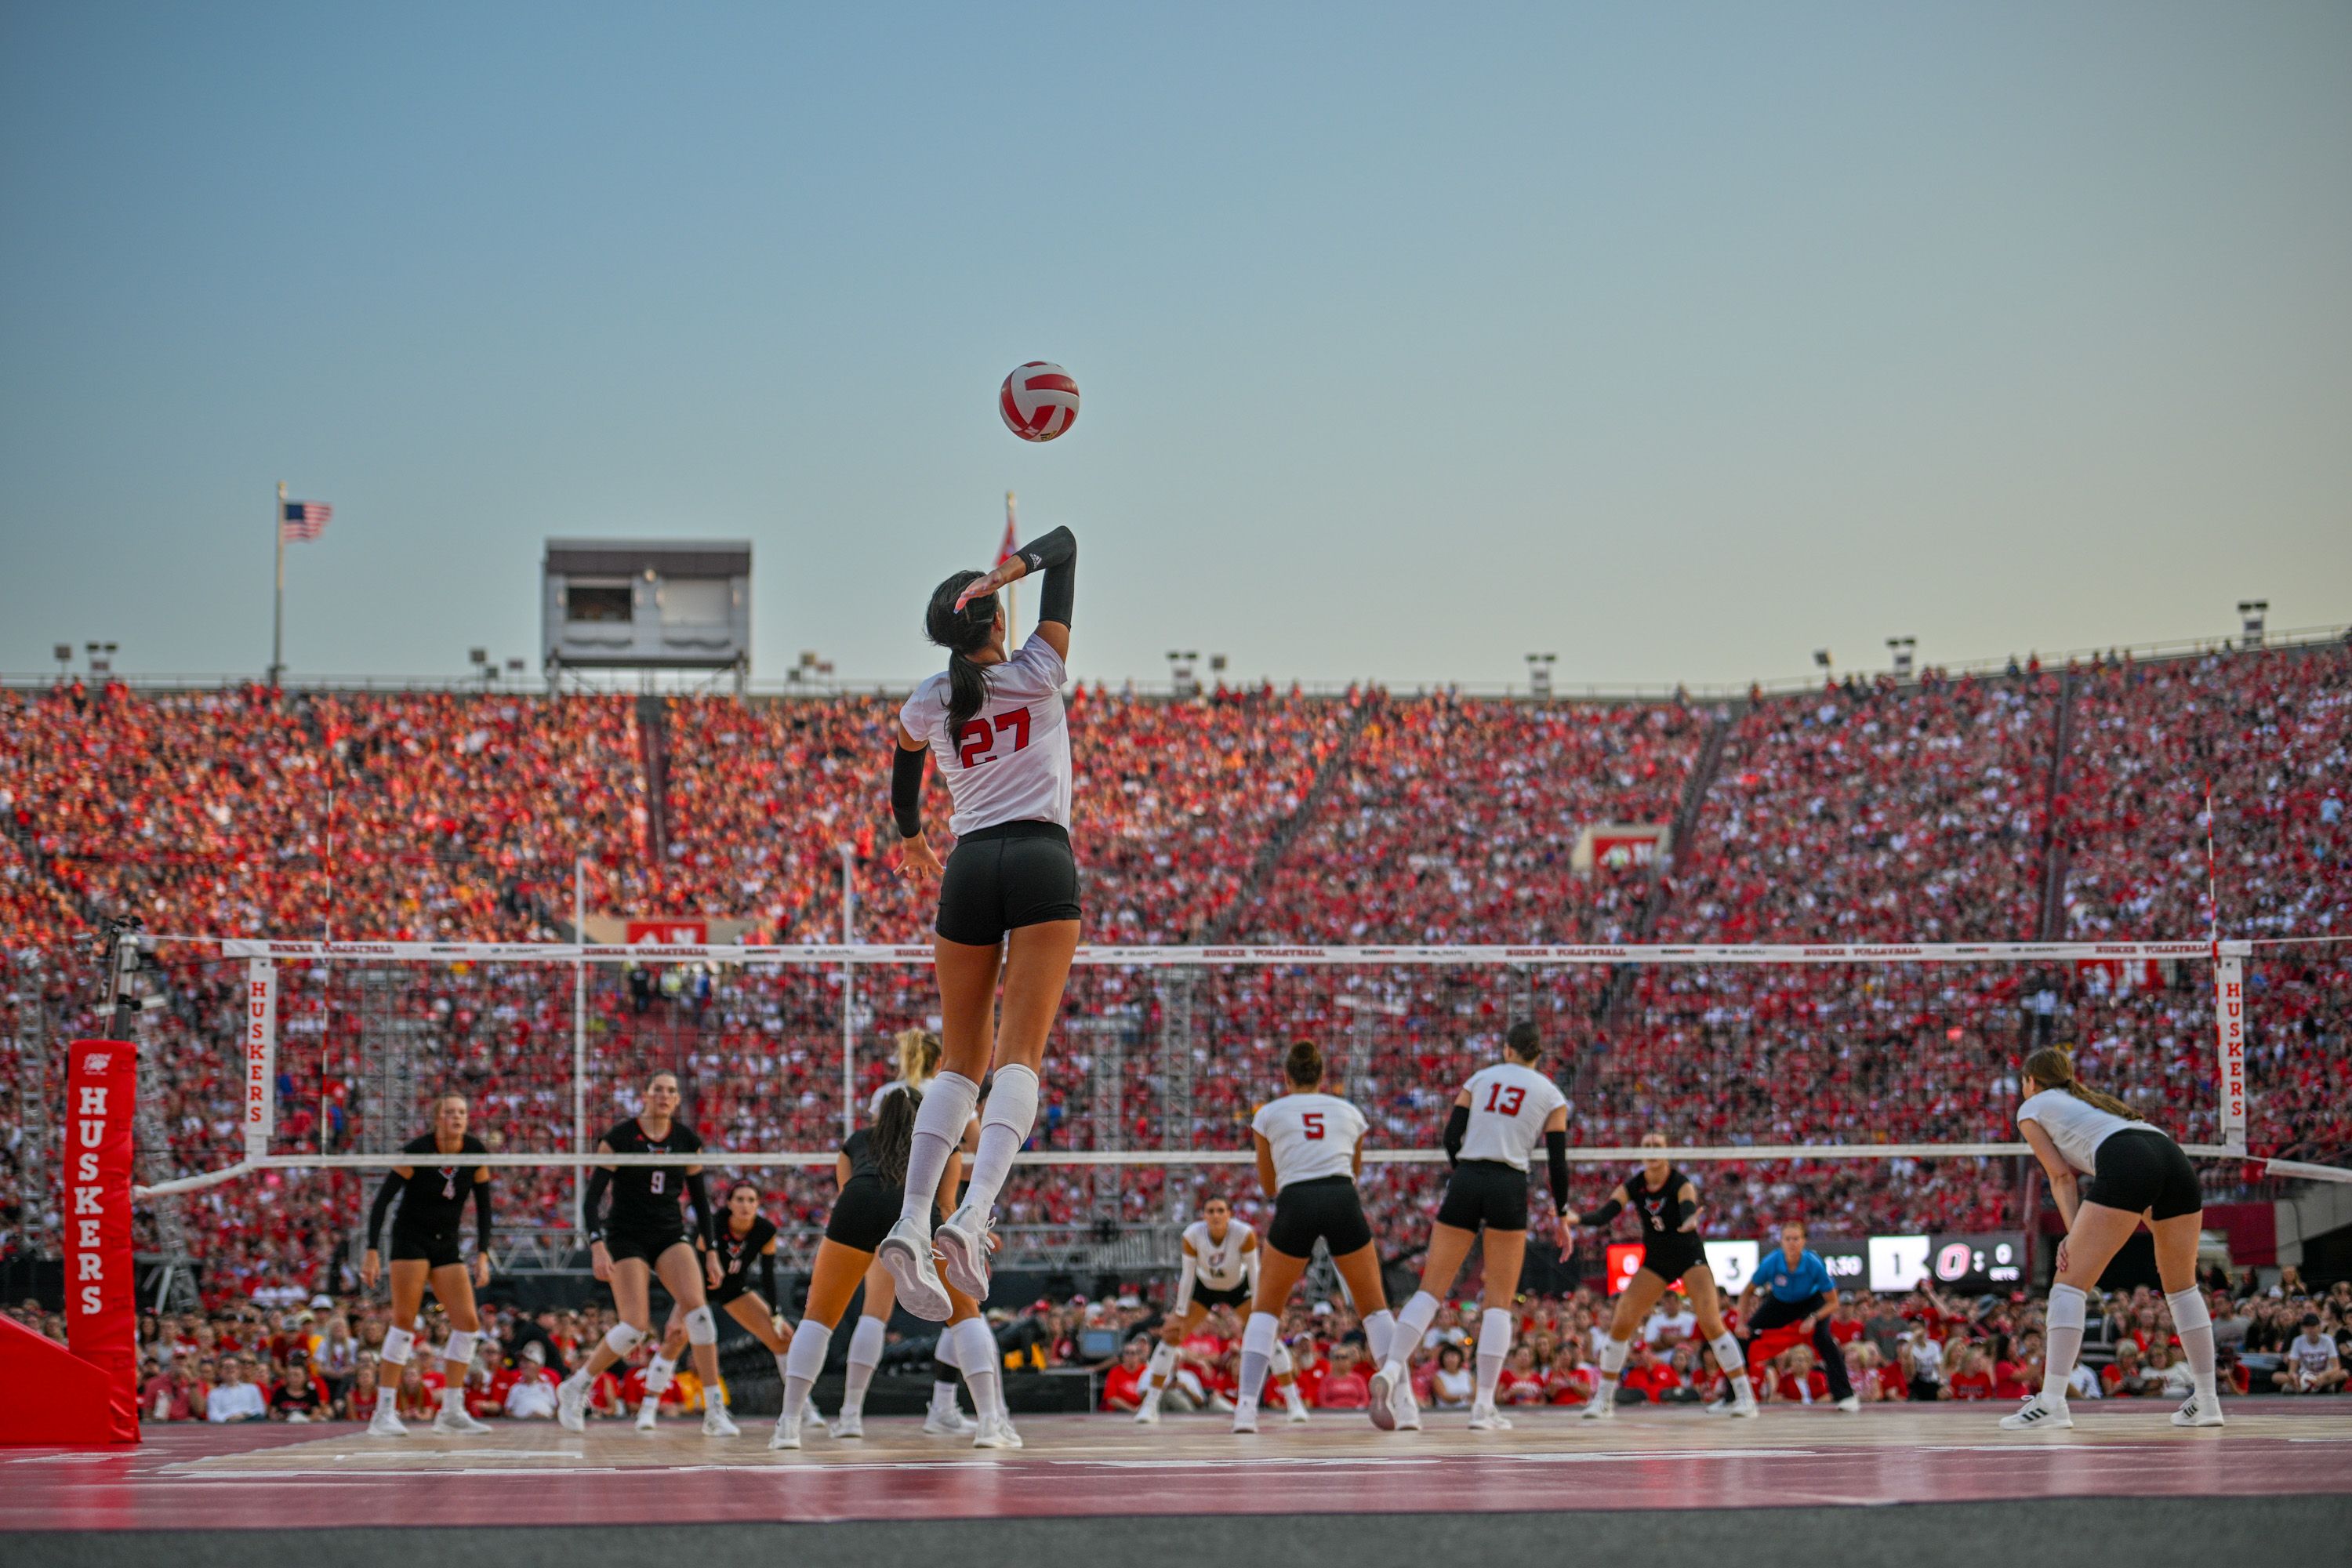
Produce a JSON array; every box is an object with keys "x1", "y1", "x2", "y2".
[{"x1": 1136, "y1": 1195, "x2": 1308, "y2": 1425}]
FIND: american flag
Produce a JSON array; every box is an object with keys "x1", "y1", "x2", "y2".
[{"x1": 281, "y1": 500, "x2": 332, "y2": 542}]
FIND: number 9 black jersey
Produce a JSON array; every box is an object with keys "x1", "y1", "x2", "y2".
[{"x1": 601, "y1": 1118, "x2": 703, "y2": 1237}]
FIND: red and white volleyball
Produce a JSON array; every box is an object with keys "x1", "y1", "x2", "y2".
[{"x1": 1000, "y1": 361, "x2": 1080, "y2": 441}]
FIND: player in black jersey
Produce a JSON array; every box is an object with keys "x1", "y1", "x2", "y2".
[
  {"x1": 1563, "y1": 1131, "x2": 1757, "y2": 1418},
  {"x1": 771, "y1": 1087, "x2": 1014, "y2": 1450},
  {"x1": 702, "y1": 1179, "x2": 798, "y2": 1390},
  {"x1": 555, "y1": 1072, "x2": 739, "y2": 1437},
  {"x1": 360, "y1": 1094, "x2": 495, "y2": 1438}
]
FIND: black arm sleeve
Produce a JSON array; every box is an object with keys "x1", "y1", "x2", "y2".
[
  {"x1": 1017, "y1": 526, "x2": 1076, "y2": 628},
  {"x1": 473, "y1": 1174, "x2": 494, "y2": 1256},
  {"x1": 1581, "y1": 1196, "x2": 1623, "y2": 1228},
  {"x1": 760, "y1": 1247, "x2": 779, "y2": 1308},
  {"x1": 1442, "y1": 1105, "x2": 1469, "y2": 1167},
  {"x1": 366, "y1": 1172, "x2": 401, "y2": 1250},
  {"x1": 685, "y1": 1171, "x2": 715, "y2": 1248},
  {"x1": 583, "y1": 1167, "x2": 612, "y2": 1242},
  {"x1": 891, "y1": 743, "x2": 927, "y2": 840},
  {"x1": 1545, "y1": 1130, "x2": 1571, "y2": 1214},
  {"x1": 1671, "y1": 1190, "x2": 1698, "y2": 1229}
]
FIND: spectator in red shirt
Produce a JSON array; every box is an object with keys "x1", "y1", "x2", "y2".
[
  {"x1": 1619, "y1": 1341, "x2": 1681, "y2": 1404},
  {"x1": 141, "y1": 1362, "x2": 195, "y2": 1422},
  {"x1": 1316, "y1": 1345, "x2": 1372, "y2": 1410},
  {"x1": 1947, "y1": 1347, "x2": 1996, "y2": 1401},
  {"x1": 1773, "y1": 1345, "x2": 1832, "y2": 1405},
  {"x1": 1102, "y1": 1338, "x2": 1152, "y2": 1413},
  {"x1": 1496, "y1": 1345, "x2": 1547, "y2": 1406},
  {"x1": 1545, "y1": 1345, "x2": 1596, "y2": 1406}
]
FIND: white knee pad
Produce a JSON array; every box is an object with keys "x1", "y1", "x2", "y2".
[
  {"x1": 441, "y1": 1330, "x2": 479, "y2": 1370},
  {"x1": 684, "y1": 1305, "x2": 718, "y2": 1346},
  {"x1": 604, "y1": 1322, "x2": 648, "y2": 1359},
  {"x1": 381, "y1": 1327, "x2": 416, "y2": 1367},
  {"x1": 1710, "y1": 1331, "x2": 1746, "y2": 1372},
  {"x1": 785, "y1": 1320, "x2": 832, "y2": 1383},
  {"x1": 2165, "y1": 1287, "x2": 2211, "y2": 1333},
  {"x1": 846, "y1": 1316, "x2": 887, "y2": 1370},
  {"x1": 1479, "y1": 1308, "x2": 1514, "y2": 1363},
  {"x1": 2047, "y1": 1282, "x2": 2088, "y2": 1332},
  {"x1": 1269, "y1": 1337, "x2": 1295, "y2": 1377},
  {"x1": 1599, "y1": 1335, "x2": 1630, "y2": 1375},
  {"x1": 1242, "y1": 1312, "x2": 1279, "y2": 1359}
]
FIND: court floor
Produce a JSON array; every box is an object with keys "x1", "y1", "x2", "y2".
[{"x1": 6, "y1": 1399, "x2": 2349, "y2": 1532}]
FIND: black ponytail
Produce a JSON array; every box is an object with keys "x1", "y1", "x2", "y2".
[
  {"x1": 871, "y1": 1084, "x2": 920, "y2": 1187},
  {"x1": 927, "y1": 570, "x2": 999, "y2": 734}
]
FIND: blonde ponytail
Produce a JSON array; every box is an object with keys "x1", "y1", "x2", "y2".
[{"x1": 2022, "y1": 1046, "x2": 2136, "y2": 1120}]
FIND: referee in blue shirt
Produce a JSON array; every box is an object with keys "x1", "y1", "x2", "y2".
[{"x1": 1737, "y1": 1220, "x2": 1857, "y2": 1409}]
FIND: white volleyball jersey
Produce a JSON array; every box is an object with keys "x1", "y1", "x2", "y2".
[
  {"x1": 1183, "y1": 1219, "x2": 1253, "y2": 1290},
  {"x1": 1457, "y1": 1061, "x2": 1569, "y2": 1171},
  {"x1": 2016, "y1": 1087, "x2": 2161, "y2": 1177},
  {"x1": 899, "y1": 631, "x2": 1072, "y2": 836},
  {"x1": 1251, "y1": 1092, "x2": 1367, "y2": 1190}
]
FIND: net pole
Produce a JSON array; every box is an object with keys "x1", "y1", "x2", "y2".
[
  {"x1": 572, "y1": 856, "x2": 587, "y2": 1243},
  {"x1": 840, "y1": 843, "x2": 856, "y2": 1142}
]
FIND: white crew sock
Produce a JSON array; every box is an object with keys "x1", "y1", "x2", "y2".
[
  {"x1": 2165, "y1": 1287, "x2": 2218, "y2": 1401},
  {"x1": 2043, "y1": 1283, "x2": 2086, "y2": 1402},
  {"x1": 1144, "y1": 1339, "x2": 1179, "y2": 1393},
  {"x1": 1597, "y1": 1334, "x2": 1629, "y2": 1392},
  {"x1": 951, "y1": 1317, "x2": 1004, "y2": 1421},
  {"x1": 1240, "y1": 1312, "x2": 1279, "y2": 1406},
  {"x1": 441, "y1": 1382, "x2": 466, "y2": 1414},
  {"x1": 962, "y1": 1065, "x2": 1040, "y2": 1218},
  {"x1": 773, "y1": 1349, "x2": 792, "y2": 1387},
  {"x1": 898, "y1": 1071, "x2": 980, "y2": 1225},
  {"x1": 840, "y1": 1317, "x2": 886, "y2": 1417},
  {"x1": 1388, "y1": 1290, "x2": 1440, "y2": 1377},
  {"x1": 1476, "y1": 1308, "x2": 1513, "y2": 1406},
  {"x1": 1363, "y1": 1308, "x2": 1396, "y2": 1368},
  {"x1": 643, "y1": 1352, "x2": 677, "y2": 1397},
  {"x1": 781, "y1": 1321, "x2": 832, "y2": 1423}
]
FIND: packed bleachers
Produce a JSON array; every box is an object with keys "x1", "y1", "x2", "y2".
[{"x1": 3, "y1": 637, "x2": 2350, "y2": 1299}]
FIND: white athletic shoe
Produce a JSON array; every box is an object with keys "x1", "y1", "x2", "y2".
[
  {"x1": 1283, "y1": 1392, "x2": 1311, "y2": 1424},
  {"x1": 1835, "y1": 1394, "x2": 1862, "y2": 1414},
  {"x1": 1581, "y1": 1391, "x2": 1615, "y2": 1421},
  {"x1": 1726, "y1": 1383, "x2": 1760, "y2": 1419},
  {"x1": 432, "y1": 1404, "x2": 492, "y2": 1436},
  {"x1": 933, "y1": 1203, "x2": 993, "y2": 1301},
  {"x1": 923, "y1": 1404, "x2": 978, "y2": 1436},
  {"x1": 634, "y1": 1399, "x2": 660, "y2": 1432},
  {"x1": 366, "y1": 1404, "x2": 408, "y2": 1438},
  {"x1": 702, "y1": 1400, "x2": 741, "y2": 1438},
  {"x1": 829, "y1": 1410, "x2": 864, "y2": 1439},
  {"x1": 1231, "y1": 1400, "x2": 1260, "y2": 1434},
  {"x1": 1466, "y1": 1403, "x2": 1512, "y2": 1432},
  {"x1": 555, "y1": 1377, "x2": 587, "y2": 1433},
  {"x1": 877, "y1": 1215, "x2": 952, "y2": 1322},
  {"x1": 2172, "y1": 1392, "x2": 2226, "y2": 1428},
  {"x1": 1365, "y1": 1362, "x2": 1400, "y2": 1431},
  {"x1": 1999, "y1": 1393, "x2": 2073, "y2": 1432},
  {"x1": 769, "y1": 1414, "x2": 802, "y2": 1450},
  {"x1": 971, "y1": 1412, "x2": 1023, "y2": 1450},
  {"x1": 1391, "y1": 1381, "x2": 1422, "y2": 1432},
  {"x1": 804, "y1": 1410, "x2": 830, "y2": 1436},
  {"x1": 1134, "y1": 1396, "x2": 1162, "y2": 1425}
]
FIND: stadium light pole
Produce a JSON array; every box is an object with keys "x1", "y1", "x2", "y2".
[
  {"x1": 840, "y1": 842, "x2": 857, "y2": 1141},
  {"x1": 270, "y1": 481, "x2": 286, "y2": 689},
  {"x1": 572, "y1": 856, "x2": 587, "y2": 1248}
]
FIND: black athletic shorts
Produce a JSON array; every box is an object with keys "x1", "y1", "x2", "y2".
[
  {"x1": 707, "y1": 1270, "x2": 756, "y2": 1308},
  {"x1": 2081, "y1": 1129, "x2": 2202, "y2": 1221},
  {"x1": 1266, "y1": 1176, "x2": 1374, "y2": 1259},
  {"x1": 825, "y1": 1176, "x2": 945, "y2": 1254},
  {"x1": 389, "y1": 1228, "x2": 463, "y2": 1270},
  {"x1": 605, "y1": 1223, "x2": 692, "y2": 1267},
  {"x1": 936, "y1": 821, "x2": 1081, "y2": 946},
  {"x1": 1189, "y1": 1279, "x2": 1253, "y2": 1310},
  {"x1": 1635, "y1": 1237, "x2": 1708, "y2": 1283},
  {"x1": 1435, "y1": 1159, "x2": 1530, "y2": 1233}
]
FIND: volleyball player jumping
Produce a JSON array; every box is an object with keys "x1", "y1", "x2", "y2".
[
  {"x1": 360, "y1": 1093, "x2": 494, "y2": 1437},
  {"x1": 1369, "y1": 1022, "x2": 1570, "y2": 1432},
  {"x1": 1564, "y1": 1132, "x2": 1758, "y2": 1418},
  {"x1": 878, "y1": 525, "x2": 1080, "y2": 1320},
  {"x1": 2002, "y1": 1047, "x2": 2223, "y2": 1431}
]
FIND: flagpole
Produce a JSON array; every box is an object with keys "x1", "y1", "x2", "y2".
[
  {"x1": 270, "y1": 480, "x2": 286, "y2": 689},
  {"x1": 1005, "y1": 490, "x2": 1019, "y2": 647}
]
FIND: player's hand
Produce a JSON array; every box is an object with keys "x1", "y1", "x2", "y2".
[
  {"x1": 898, "y1": 834, "x2": 946, "y2": 881},
  {"x1": 361, "y1": 1249, "x2": 381, "y2": 1290},
  {"x1": 2054, "y1": 1239, "x2": 2071, "y2": 1276},
  {"x1": 1559, "y1": 1209, "x2": 1580, "y2": 1229},
  {"x1": 590, "y1": 1240, "x2": 612, "y2": 1283},
  {"x1": 706, "y1": 1252, "x2": 724, "y2": 1290},
  {"x1": 473, "y1": 1253, "x2": 492, "y2": 1290},
  {"x1": 953, "y1": 560, "x2": 1025, "y2": 613}
]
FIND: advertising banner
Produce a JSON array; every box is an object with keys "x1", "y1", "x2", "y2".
[{"x1": 244, "y1": 958, "x2": 275, "y2": 1159}]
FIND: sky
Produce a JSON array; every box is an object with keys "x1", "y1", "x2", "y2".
[{"x1": 2, "y1": 2, "x2": 2347, "y2": 693}]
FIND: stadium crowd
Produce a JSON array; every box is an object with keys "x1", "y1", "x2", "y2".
[{"x1": 2, "y1": 640, "x2": 2349, "y2": 1311}]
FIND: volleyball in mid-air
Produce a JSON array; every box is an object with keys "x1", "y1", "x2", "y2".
[{"x1": 1000, "y1": 361, "x2": 1080, "y2": 441}]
